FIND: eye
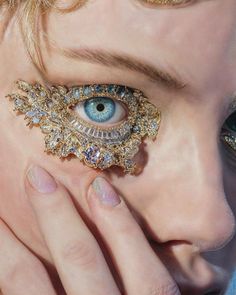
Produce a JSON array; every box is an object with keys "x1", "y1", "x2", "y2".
[
  {"x1": 74, "y1": 96, "x2": 127, "y2": 125},
  {"x1": 66, "y1": 84, "x2": 139, "y2": 144}
]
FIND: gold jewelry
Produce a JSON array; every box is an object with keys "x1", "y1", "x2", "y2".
[
  {"x1": 143, "y1": 0, "x2": 192, "y2": 5},
  {"x1": 6, "y1": 81, "x2": 161, "y2": 174}
]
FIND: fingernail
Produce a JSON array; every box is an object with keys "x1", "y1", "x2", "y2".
[
  {"x1": 91, "y1": 177, "x2": 121, "y2": 207},
  {"x1": 27, "y1": 166, "x2": 57, "y2": 194}
]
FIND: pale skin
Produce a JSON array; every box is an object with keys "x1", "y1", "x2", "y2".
[{"x1": 0, "y1": 0, "x2": 236, "y2": 294}]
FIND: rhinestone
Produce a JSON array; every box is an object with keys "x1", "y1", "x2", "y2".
[
  {"x1": 99, "y1": 152, "x2": 113, "y2": 169},
  {"x1": 93, "y1": 130, "x2": 98, "y2": 137},
  {"x1": 60, "y1": 144, "x2": 69, "y2": 157},
  {"x1": 84, "y1": 146, "x2": 101, "y2": 165},
  {"x1": 45, "y1": 99, "x2": 54, "y2": 108},
  {"x1": 40, "y1": 91, "x2": 46, "y2": 97},
  {"x1": 48, "y1": 132, "x2": 62, "y2": 149},
  {"x1": 26, "y1": 110, "x2": 37, "y2": 118},
  {"x1": 80, "y1": 137, "x2": 88, "y2": 147},
  {"x1": 107, "y1": 85, "x2": 116, "y2": 94},
  {"x1": 150, "y1": 120, "x2": 158, "y2": 130},
  {"x1": 73, "y1": 88, "x2": 80, "y2": 99},
  {"x1": 111, "y1": 130, "x2": 118, "y2": 138},
  {"x1": 69, "y1": 147, "x2": 76, "y2": 153},
  {"x1": 117, "y1": 86, "x2": 126, "y2": 98},
  {"x1": 89, "y1": 128, "x2": 95, "y2": 136},
  {"x1": 40, "y1": 125, "x2": 52, "y2": 133},
  {"x1": 14, "y1": 98, "x2": 24, "y2": 107},
  {"x1": 29, "y1": 90, "x2": 36, "y2": 99},
  {"x1": 133, "y1": 125, "x2": 141, "y2": 133},
  {"x1": 95, "y1": 85, "x2": 103, "y2": 93},
  {"x1": 64, "y1": 94, "x2": 73, "y2": 104},
  {"x1": 124, "y1": 159, "x2": 134, "y2": 169},
  {"x1": 32, "y1": 117, "x2": 41, "y2": 124},
  {"x1": 83, "y1": 86, "x2": 92, "y2": 96},
  {"x1": 102, "y1": 131, "x2": 107, "y2": 138}
]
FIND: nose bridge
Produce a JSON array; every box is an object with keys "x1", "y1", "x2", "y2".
[{"x1": 147, "y1": 118, "x2": 236, "y2": 251}]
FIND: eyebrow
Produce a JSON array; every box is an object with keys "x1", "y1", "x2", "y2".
[{"x1": 58, "y1": 47, "x2": 186, "y2": 90}]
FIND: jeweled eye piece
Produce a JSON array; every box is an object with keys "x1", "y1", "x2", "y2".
[{"x1": 6, "y1": 81, "x2": 161, "y2": 174}]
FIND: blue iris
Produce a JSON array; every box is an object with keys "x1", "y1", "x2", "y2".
[{"x1": 84, "y1": 97, "x2": 116, "y2": 123}]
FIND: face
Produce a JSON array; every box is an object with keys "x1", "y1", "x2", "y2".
[{"x1": 0, "y1": 0, "x2": 236, "y2": 294}]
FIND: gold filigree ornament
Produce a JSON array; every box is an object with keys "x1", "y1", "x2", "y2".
[{"x1": 6, "y1": 81, "x2": 161, "y2": 174}]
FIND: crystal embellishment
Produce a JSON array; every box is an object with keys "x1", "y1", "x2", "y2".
[
  {"x1": 84, "y1": 146, "x2": 101, "y2": 165},
  {"x1": 6, "y1": 80, "x2": 161, "y2": 174}
]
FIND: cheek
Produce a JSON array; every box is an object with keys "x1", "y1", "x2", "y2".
[
  {"x1": 0, "y1": 108, "x2": 100, "y2": 261},
  {"x1": 0, "y1": 137, "x2": 47, "y2": 257}
]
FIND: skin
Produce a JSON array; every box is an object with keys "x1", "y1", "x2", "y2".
[{"x1": 0, "y1": 0, "x2": 236, "y2": 294}]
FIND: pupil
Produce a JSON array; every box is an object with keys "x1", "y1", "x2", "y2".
[{"x1": 97, "y1": 104, "x2": 105, "y2": 112}]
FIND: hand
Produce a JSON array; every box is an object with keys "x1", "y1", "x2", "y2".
[
  {"x1": 0, "y1": 219, "x2": 57, "y2": 295},
  {"x1": 0, "y1": 165, "x2": 180, "y2": 295},
  {"x1": 25, "y1": 165, "x2": 181, "y2": 295}
]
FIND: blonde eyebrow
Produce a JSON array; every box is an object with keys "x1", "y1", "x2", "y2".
[{"x1": 58, "y1": 47, "x2": 186, "y2": 90}]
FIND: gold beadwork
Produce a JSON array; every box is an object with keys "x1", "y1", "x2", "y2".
[{"x1": 6, "y1": 81, "x2": 161, "y2": 174}]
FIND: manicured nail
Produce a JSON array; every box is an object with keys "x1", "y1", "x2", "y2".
[
  {"x1": 27, "y1": 166, "x2": 57, "y2": 194},
  {"x1": 92, "y1": 177, "x2": 121, "y2": 207}
]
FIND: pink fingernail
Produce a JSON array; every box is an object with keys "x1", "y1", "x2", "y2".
[
  {"x1": 92, "y1": 177, "x2": 121, "y2": 207},
  {"x1": 27, "y1": 166, "x2": 57, "y2": 194}
]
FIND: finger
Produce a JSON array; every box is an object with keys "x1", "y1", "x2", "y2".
[
  {"x1": 87, "y1": 177, "x2": 181, "y2": 295},
  {"x1": 25, "y1": 165, "x2": 120, "y2": 295},
  {"x1": 0, "y1": 219, "x2": 56, "y2": 295}
]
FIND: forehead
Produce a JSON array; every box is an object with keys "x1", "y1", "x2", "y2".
[{"x1": 46, "y1": 0, "x2": 236, "y2": 93}]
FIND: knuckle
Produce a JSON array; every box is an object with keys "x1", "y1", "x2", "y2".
[{"x1": 62, "y1": 240, "x2": 99, "y2": 271}]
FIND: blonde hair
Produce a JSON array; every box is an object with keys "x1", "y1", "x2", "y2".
[{"x1": 1, "y1": 0, "x2": 86, "y2": 71}]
